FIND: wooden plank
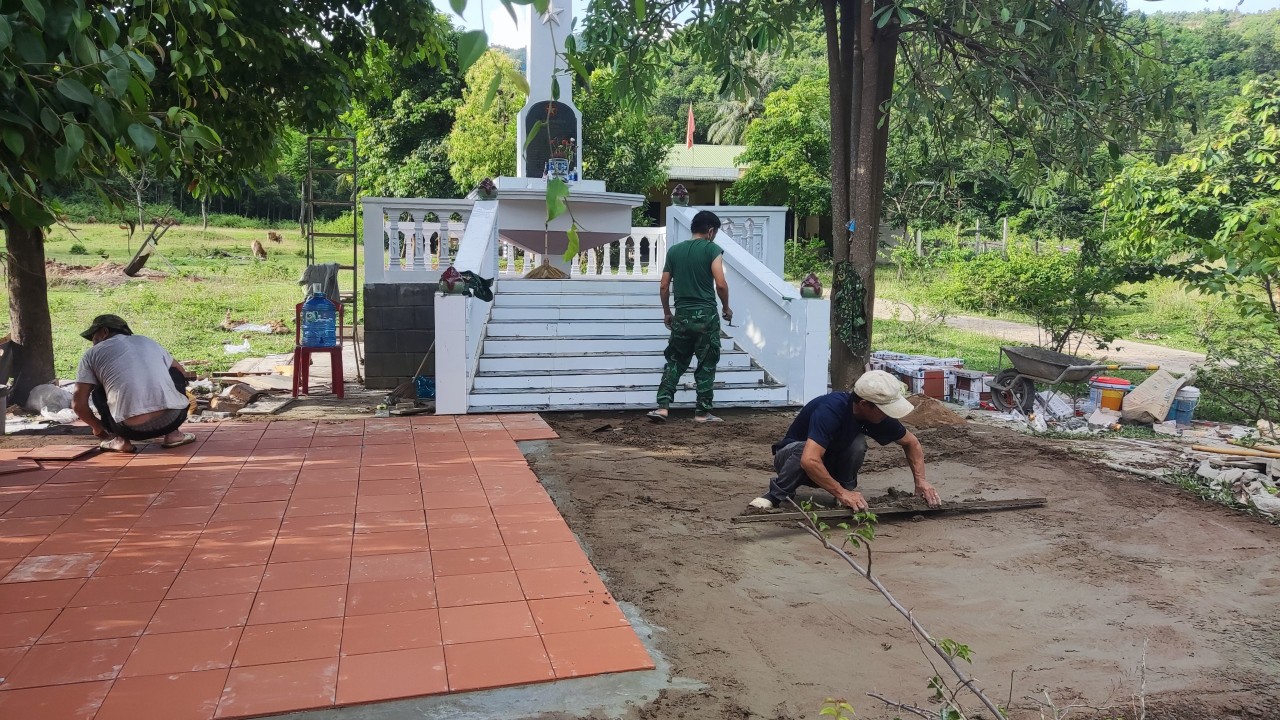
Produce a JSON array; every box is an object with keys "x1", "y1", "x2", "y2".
[
  {"x1": 0, "y1": 459, "x2": 42, "y2": 476},
  {"x1": 238, "y1": 397, "x2": 295, "y2": 416},
  {"x1": 731, "y1": 497, "x2": 1048, "y2": 524},
  {"x1": 1193, "y1": 444, "x2": 1280, "y2": 460}
]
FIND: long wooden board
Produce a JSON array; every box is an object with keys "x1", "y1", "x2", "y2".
[{"x1": 731, "y1": 497, "x2": 1048, "y2": 524}]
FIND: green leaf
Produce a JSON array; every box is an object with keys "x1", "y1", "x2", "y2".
[
  {"x1": 55, "y1": 142, "x2": 76, "y2": 174},
  {"x1": 503, "y1": 64, "x2": 530, "y2": 95},
  {"x1": 532, "y1": 0, "x2": 550, "y2": 13},
  {"x1": 524, "y1": 120, "x2": 545, "y2": 151},
  {"x1": 449, "y1": 0, "x2": 466, "y2": 14},
  {"x1": 63, "y1": 124, "x2": 84, "y2": 154},
  {"x1": 130, "y1": 51, "x2": 155, "y2": 81},
  {"x1": 1000, "y1": 7, "x2": 1011, "y2": 22},
  {"x1": 20, "y1": 0, "x2": 46, "y2": 28},
  {"x1": 128, "y1": 123, "x2": 156, "y2": 154},
  {"x1": 457, "y1": 30, "x2": 487, "y2": 74},
  {"x1": 1015, "y1": 19, "x2": 1026, "y2": 36},
  {"x1": 551, "y1": 76, "x2": 560, "y2": 101},
  {"x1": 563, "y1": 223, "x2": 580, "y2": 261},
  {"x1": 635, "y1": 0, "x2": 645, "y2": 21},
  {"x1": 56, "y1": 78, "x2": 94, "y2": 105},
  {"x1": 0, "y1": 16, "x2": 12, "y2": 51},
  {"x1": 482, "y1": 71, "x2": 503, "y2": 111},
  {"x1": 546, "y1": 178, "x2": 569, "y2": 222},
  {"x1": 2, "y1": 128, "x2": 24, "y2": 156},
  {"x1": 9, "y1": 190, "x2": 55, "y2": 227},
  {"x1": 106, "y1": 67, "x2": 129, "y2": 95}
]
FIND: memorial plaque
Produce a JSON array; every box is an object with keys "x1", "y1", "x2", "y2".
[{"x1": 524, "y1": 101, "x2": 578, "y2": 177}]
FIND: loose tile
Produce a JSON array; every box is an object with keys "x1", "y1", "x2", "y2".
[
  {"x1": 336, "y1": 646, "x2": 448, "y2": 705},
  {"x1": 121, "y1": 627, "x2": 241, "y2": 676},
  {"x1": 443, "y1": 636, "x2": 555, "y2": 692},
  {"x1": 541, "y1": 626, "x2": 656, "y2": 678},
  {"x1": 96, "y1": 669, "x2": 229, "y2": 720}
]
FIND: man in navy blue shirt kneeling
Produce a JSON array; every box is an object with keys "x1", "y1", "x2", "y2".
[{"x1": 749, "y1": 370, "x2": 942, "y2": 512}]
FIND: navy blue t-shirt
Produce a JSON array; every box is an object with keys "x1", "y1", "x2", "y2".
[{"x1": 773, "y1": 392, "x2": 907, "y2": 470}]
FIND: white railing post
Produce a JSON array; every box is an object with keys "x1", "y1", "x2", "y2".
[
  {"x1": 362, "y1": 200, "x2": 385, "y2": 284},
  {"x1": 361, "y1": 198, "x2": 475, "y2": 285}
]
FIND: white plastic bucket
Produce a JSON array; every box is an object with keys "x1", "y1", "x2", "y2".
[{"x1": 1166, "y1": 386, "x2": 1200, "y2": 425}]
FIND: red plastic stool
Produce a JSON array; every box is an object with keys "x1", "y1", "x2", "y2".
[{"x1": 292, "y1": 302, "x2": 345, "y2": 399}]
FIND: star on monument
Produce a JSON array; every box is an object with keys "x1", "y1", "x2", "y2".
[{"x1": 539, "y1": 5, "x2": 564, "y2": 25}]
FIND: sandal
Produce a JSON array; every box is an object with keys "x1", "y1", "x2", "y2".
[
  {"x1": 99, "y1": 438, "x2": 137, "y2": 454},
  {"x1": 646, "y1": 410, "x2": 668, "y2": 423},
  {"x1": 160, "y1": 433, "x2": 197, "y2": 449},
  {"x1": 694, "y1": 413, "x2": 723, "y2": 423}
]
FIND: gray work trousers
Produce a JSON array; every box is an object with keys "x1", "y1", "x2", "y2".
[{"x1": 763, "y1": 435, "x2": 867, "y2": 505}]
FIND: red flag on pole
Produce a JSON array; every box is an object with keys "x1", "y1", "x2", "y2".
[{"x1": 686, "y1": 103, "x2": 695, "y2": 149}]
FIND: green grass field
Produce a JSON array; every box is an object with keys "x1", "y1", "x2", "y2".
[{"x1": 4, "y1": 223, "x2": 359, "y2": 378}]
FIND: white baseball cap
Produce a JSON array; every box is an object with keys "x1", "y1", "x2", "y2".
[{"x1": 853, "y1": 370, "x2": 915, "y2": 419}]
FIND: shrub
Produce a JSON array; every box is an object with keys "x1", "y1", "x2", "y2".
[
  {"x1": 69, "y1": 243, "x2": 88, "y2": 255},
  {"x1": 1195, "y1": 323, "x2": 1280, "y2": 432},
  {"x1": 784, "y1": 237, "x2": 829, "y2": 280}
]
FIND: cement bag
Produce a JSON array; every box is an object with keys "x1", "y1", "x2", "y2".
[
  {"x1": 25, "y1": 383, "x2": 72, "y2": 414},
  {"x1": 1121, "y1": 369, "x2": 1190, "y2": 424}
]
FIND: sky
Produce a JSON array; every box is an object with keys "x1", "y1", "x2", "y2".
[{"x1": 431, "y1": 0, "x2": 1280, "y2": 47}]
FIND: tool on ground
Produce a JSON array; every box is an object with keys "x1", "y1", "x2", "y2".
[
  {"x1": 988, "y1": 345, "x2": 1159, "y2": 415},
  {"x1": 123, "y1": 217, "x2": 178, "y2": 276},
  {"x1": 386, "y1": 340, "x2": 436, "y2": 405},
  {"x1": 731, "y1": 497, "x2": 1048, "y2": 524}
]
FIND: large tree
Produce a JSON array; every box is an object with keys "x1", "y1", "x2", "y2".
[
  {"x1": 576, "y1": 0, "x2": 1176, "y2": 387},
  {"x1": 0, "y1": 0, "x2": 451, "y2": 404},
  {"x1": 447, "y1": 51, "x2": 525, "y2": 191}
]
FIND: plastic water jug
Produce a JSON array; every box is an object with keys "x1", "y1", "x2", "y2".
[{"x1": 300, "y1": 284, "x2": 337, "y2": 348}]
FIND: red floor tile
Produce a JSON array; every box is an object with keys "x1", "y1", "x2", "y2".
[
  {"x1": 147, "y1": 593, "x2": 255, "y2": 634},
  {"x1": 0, "y1": 536, "x2": 43, "y2": 560},
  {"x1": 529, "y1": 595, "x2": 631, "y2": 635},
  {"x1": 269, "y1": 534, "x2": 352, "y2": 563},
  {"x1": 0, "y1": 646, "x2": 25, "y2": 677},
  {"x1": 120, "y1": 627, "x2": 241, "y2": 676},
  {"x1": 541, "y1": 626, "x2": 655, "y2": 678},
  {"x1": 1, "y1": 636, "x2": 136, "y2": 688},
  {"x1": 0, "y1": 609, "x2": 59, "y2": 647},
  {"x1": 354, "y1": 510, "x2": 426, "y2": 534},
  {"x1": 216, "y1": 658, "x2": 337, "y2": 718},
  {"x1": 428, "y1": 524, "x2": 504, "y2": 551},
  {"x1": 517, "y1": 566, "x2": 610, "y2": 600},
  {"x1": 356, "y1": 493, "x2": 424, "y2": 514},
  {"x1": 249, "y1": 585, "x2": 346, "y2": 625},
  {"x1": 233, "y1": 617, "x2": 343, "y2": 666},
  {"x1": 431, "y1": 547, "x2": 513, "y2": 577},
  {"x1": 425, "y1": 506, "x2": 495, "y2": 528},
  {"x1": 340, "y1": 609, "x2": 441, "y2": 656},
  {"x1": 221, "y1": 485, "x2": 294, "y2": 504},
  {"x1": 336, "y1": 646, "x2": 448, "y2": 705},
  {"x1": 96, "y1": 669, "x2": 229, "y2": 720},
  {"x1": 1, "y1": 552, "x2": 106, "y2": 583},
  {"x1": 0, "y1": 680, "x2": 112, "y2": 720},
  {"x1": 260, "y1": 557, "x2": 350, "y2": 592},
  {"x1": 421, "y1": 490, "x2": 489, "y2": 510},
  {"x1": 349, "y1": 552, "x2": 432, "y2": 583},
  {"x1": 69, "y1": 571, "x2": 177, "y2": 607},
  {"x1": 439, "y1": 601, "x2": 537, "y2": 645},
  {"x1": 436, "y1": 571, "x2": 525, "y2": 607},
  {"x1": 286, "y1": 496, "x2": 357, "y2": 518},
  {"x1": 443, "y1": 636, "x2": 555, "y2": 692},
  {"x1": 346, "y1": 578, "x2": 436, "y2": 616},
  {"x1": 351, "y1": 529, "x2": 430, "y2": 557},
  {"x1": 37, "y1": 600, "x2": 159, "y2": 644},
  {"x1": 501, "y1": 520, "x2": 578, "y2": 546},
  {"x1": 358, "y1": 479, "x2": 419, "y2": 496},
  {"x1": 278, "y1": 515, "x2": 354, "y2": 538},
  {"x1": 167, "y1": 566, "x2": 264, "y2": 599},
  {"x1": 291, "y1": 481, "x2": 358, "y2": 499},
  {"x1": 93, "y1": 547, "x2": 192, "y2": 576}
]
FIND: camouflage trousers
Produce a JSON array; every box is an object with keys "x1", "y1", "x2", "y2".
[{"x1": 655, "y1": 307, "x2": 721, "y2": 413}]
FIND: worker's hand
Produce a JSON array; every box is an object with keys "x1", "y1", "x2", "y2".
[
  {"x1": 663, "y1": 311, "x2": 674, "y2": 329},
  {"x1": 722, "y1": 307, "x2": 733, "y2": 324},
  {"x1": 915, "y1": 481, "x2": 941, "y2": 508},
  {"x1": 837, "y1": 490, "x2": 869, "y2": 512}
]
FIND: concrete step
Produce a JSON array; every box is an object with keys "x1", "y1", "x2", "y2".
[
  {"x1": 496, "y1": 279, "x2": 657, "y2": 296},
  {"x1": 477, "y1": 350, "x2": 754, "y2": 373},
  {"x1": 472, "y1": 365, "x2": 768, "y2": 391},
  {"x1": 485, "y1": 320, "x2": 670, "y2": 337},
  {"x1": 490, "y1": 305, "x2": 663, "y2": 321},
  {"x1": 466, "y1": 382, "x2": 790, "y2": 412},
  {"x1": 481, "y1": 335, "x2": 736, "y2": 355},
  {"x1": 492, "y1": 293, "x2": 661, "y2": 308}
]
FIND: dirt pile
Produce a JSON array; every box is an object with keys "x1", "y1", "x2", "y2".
[
  {"x1": 902, "y1": 394, "x2": 966, "y2": 428},
  {"x1": 46, "y1": 260, "x2": 165, "y2": 286}
]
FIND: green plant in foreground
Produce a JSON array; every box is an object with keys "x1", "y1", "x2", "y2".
[{"x1": 68, "y1": 244, "x2": 88, "y2": 256}]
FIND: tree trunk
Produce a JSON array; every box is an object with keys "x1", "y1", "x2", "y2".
[
  {"x1": 201, "y1": 196, "x2": 209, "y2": 231},
  {"x1": 827, "y1": 0, "x2": 899, "y2": 390},
  {"x1": 2, "y1": 211, "x2": 56, "y2": 407}
]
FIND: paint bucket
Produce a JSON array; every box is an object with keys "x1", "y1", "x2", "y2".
[
  {"x1": 1089, "y1": 376, "x2": 1131, "y2": 412},
  {"x1": 1165, "y1": 386, "x2": 1200, "y2": 425}
]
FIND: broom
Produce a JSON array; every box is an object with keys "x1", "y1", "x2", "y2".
[
  {"x1": 525, "y1": 227, "x2": 569, "y2": 279},
  {"x1": 387, "y1": 340, "x2": 435, "y2": 404}
]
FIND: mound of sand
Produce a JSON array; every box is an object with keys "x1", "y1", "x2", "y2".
[
  {"x1": 902, "y1": 394, "x2": 966, "y2": 428},
  {"x1": 46, "y1": 260, "x2": 166, "y2": 285}
]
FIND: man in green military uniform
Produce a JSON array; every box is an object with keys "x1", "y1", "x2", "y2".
[{"x1": 648, "y1": 210, "x2": 733, "y2": 423}]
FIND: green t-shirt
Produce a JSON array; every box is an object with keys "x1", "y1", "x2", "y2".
[{"x1": 663, "y1": 238, "x2": 724, "y2": 312}]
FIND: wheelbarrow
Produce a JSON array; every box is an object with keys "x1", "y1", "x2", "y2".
[{"x1": 987, "y1": 346, "x2": 1159, "y2": 414}]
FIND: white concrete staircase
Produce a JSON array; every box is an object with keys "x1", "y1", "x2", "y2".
[{"x1": 467, "y1": 278, "x2": 788, "y2": 411}]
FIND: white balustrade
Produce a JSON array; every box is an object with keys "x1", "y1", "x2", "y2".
[
  {"x1": 362, "y1": 198, "x2": 475, "y2": 284},
  {"x1": 569, "y1": 228, "x2": 667, "y2": 279},
  {"x1": 434, "y1": 200, "x2": 499, "y2": 415},
  {"x1": 691, "y1": 206, "x2": 787, "y2": 277},
  {"x1": 668, "y1": 206, "x2": 829, "y2": 404}
]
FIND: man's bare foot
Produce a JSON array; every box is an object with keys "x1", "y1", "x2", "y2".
[{"x1": 98, "y1": 436, "x2": 136, "y2": 453}]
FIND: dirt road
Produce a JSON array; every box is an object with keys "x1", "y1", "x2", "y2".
[
  {"x1": 528, "y1": 410, "x2": 1279, "y2": 720},
  {"x1": 876, "y1": 301, "x2": 1206, "y2": 373}
]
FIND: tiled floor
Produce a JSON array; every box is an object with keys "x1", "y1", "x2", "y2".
[{"x1": 0, "y1": 414, "x2": 654, "y2": 719}]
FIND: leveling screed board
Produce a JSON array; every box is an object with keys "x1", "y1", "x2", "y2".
[{"x1": 731, "y1": 497, "x2": 1048, "y2": 524}]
